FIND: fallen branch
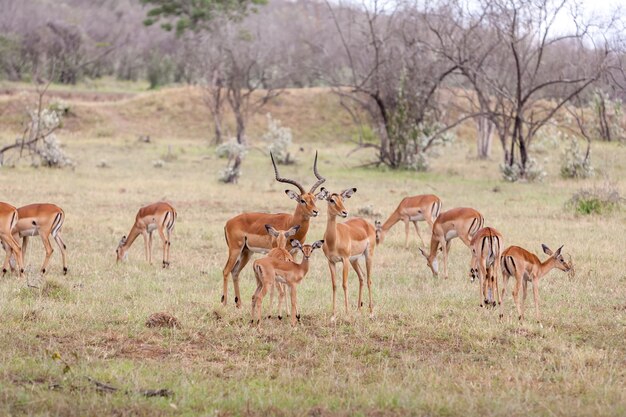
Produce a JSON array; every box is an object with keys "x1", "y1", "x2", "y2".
[{"x1": 86, "y1": 376, "x2": 173, "y2": 398}]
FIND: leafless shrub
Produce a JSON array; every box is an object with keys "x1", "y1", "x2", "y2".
[{"x1": 145, "y1": 312, "x2": 181, "y2": 329}]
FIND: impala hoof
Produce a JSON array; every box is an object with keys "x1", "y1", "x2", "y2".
[
  {"x1": 63, "y1": 267, "x2": 68, "y2": 275},
  {"x1": 278, "y1": 316, "x2": 282, "y2": 320},
  {"x1": 220, "y1": 295, "x2": 225, "y2": 303},
  {"x1": 296, "y1": 314, "x2": 301, "y2": 322},
  {"x1": 267, "y1": 315, "x2": 272, "y2": 319},
  {"x1": 2, "y1": 268, "x2": 6, "y2": 275},
  {"x1": 41, "y1": 268, "x2": 46, "y2": 274}
]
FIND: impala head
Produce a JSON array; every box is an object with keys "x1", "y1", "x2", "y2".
[
  {"x1": 542, "y1": 244, "x2": 571, "y2": 272},
  {"x1": 265, "y1": 224, "x2": 300, "y2": 249},
  {"x1": 272, "y1": 151, "x2": 326, "y2": 219},
  {"x1": 116, "y1": 235, "x2": 128, "y2": 262},
  {"x1": 290, "y1": 239, "x2": 324, "y2": 259},
  {"x1": 418, "y1": 247, "x2": 439, "y2": 277},
  {"x1": 321, "y1": 187, "x2": 356, "y2": 218}
]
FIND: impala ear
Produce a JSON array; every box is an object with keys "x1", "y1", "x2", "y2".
[
  {"x1": 118, "y1": 236, "x2": 127, "y2": 246},
  {"x1": 541, "y1": 244, "x2": 553, "y2": 256},
  {"x1": 316, "y1": 187, "x2": 329, "y2": 200},
  {"x1": 285, "y1": 189, "x2": 300, "y2": 201},
  {"x1": 265, "y1": 224, "x2": 279, "y2": 237},
  {"x1": 555, "y1": 245, "x2": 563, "y2": 256},
  {"x1": 341, "y1": 187, "x2": 357, "y2": 199},
  {"x1": 290, "y1": 239, "x2": 303, "y2": 249},
  {"x1": 312, "y1": 240, "x2": 324, "y2": 249},
  {"x1": 286, "y1": 225, "x2": 300, "y2": 237},
  {"x1": 374, "y1": 220, "x2": 382, "y2": 229}
]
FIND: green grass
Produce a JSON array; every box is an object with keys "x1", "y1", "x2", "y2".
[{"x1": 0, "y1": 90, "x2": 625, "y2": 416}]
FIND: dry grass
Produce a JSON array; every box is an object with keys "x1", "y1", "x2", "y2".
[{"x1": 0, "y1": 85, "x2": 625, "y2": 416}]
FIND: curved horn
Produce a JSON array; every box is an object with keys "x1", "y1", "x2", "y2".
[
  {"x1": 271, "y1": 152, "x2": 305, "y2": 194},
  {"x1": 309, "y1": 151, "x2": 326, "y2": 193}
]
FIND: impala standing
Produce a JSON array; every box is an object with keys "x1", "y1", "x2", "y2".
[
  {"x1": 418, "y1": 207, "x2": 484, "y2": 279},
  {"x1": 252, "y1": 239, "x2": 324, "y2": 326},
  {"x1": 222, "y1": 152, "x2": 326, "y2": 308},
  {"x1": 0, "y1": 202, "x2": 24, "y2": 278},
  {"x1": 375, "y1": 194, "x2": 441, "y2": 247},
  {"x1": 501, "y1": 244, "x2": 571, "y2": 322},
  {"x1": 264, "y1": 224, "x2": 299, "y2": 318},
  {"x1": 320, "y1": 188, "x2": 377, "y2": 319},
  {"x1": 11, "y1": 203, "x2": 68, "y2": 275},
  {"x1": 469, "y1": 227, "x2": 503, "y2": 308},
  {"x1": 116, "y1": 201, "x2": 177, "y2": 267}
]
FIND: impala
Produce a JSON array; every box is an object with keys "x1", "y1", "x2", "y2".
[
  {"x1": 264, "y1": 224, "x2": 299, "y2": 318},
  {"x1": 0, "y1": 202, "x2": 24, "y2": 278},
  {"x1": 469, "y1": 227, "x2": 503, "y2": 308},
  {"x1": 320, "y1": 188, "x2": 377, "y2": 319},
  {"x1": 501, "y1": 244, "x2": 571, "y2": 322},
  {"x1": 418, "y1": 207, "x2": 484, "y2": 279},
  {"x1": 251, "y1": 239, "x2": 324, "y2": 326},
  {"x1": 375, "y1": 194, "x2": 441, "y2": 248},
  {"x1": 116, "y1": 201, "x2": 177, "y2": 267},
  {"x1": 10, "y1": 203, "x2": 68, "y2": 275},
  {"x1": 222, "y1": 152, "x2": 326, "y2": 308}
]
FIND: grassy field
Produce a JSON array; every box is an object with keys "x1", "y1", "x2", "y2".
[{"x1": 0, "y1": 85, "x2": 625, "y2": 416}]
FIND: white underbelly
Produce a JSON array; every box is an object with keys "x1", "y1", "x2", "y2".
[
  {"x1": 19, "y1": 228, "x2": 39, "y2": 237},
  {"x1": 349, "y1": 254, "x2": 364, "y2": 262},
  {"x1": 275, "y1": 275, "x2": 287, "y2": 284},
  {"x1": 247, "y1": 246, "x2": 270, "y2": 254},
  {"x1": 409, "y1": 213, "x2": 425, "y2": 221},
  {"x1": 445, "y1": 230, "x2": 458, "y2": 240},
  {"x1": 147, "y1": 223, "x2": 157, "y2": 233}
]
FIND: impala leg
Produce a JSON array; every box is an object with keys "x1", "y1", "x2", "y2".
[
  {"x1": 442, "y1": 239, "x2": 451, "y2": 279},
  {"x1": 2, "y1": 240, "x2": 11, "y2": 275},
  {"x1": 478, "y1": 258, "x2": 488, "y2": 307},
  {"x1": 277, "y1": 283, "x2": 286, "y2": 320},
  {"x1": 328, "y1": 261, "x2": 338, "y2": 319},
  {"x1": 222, "y1": 249, "x2": 241, "y2": 306},
  {"x1": 54, "y1": 234, "x2": 68, "y2": 275},
  {"x1": 350, "y1": 260, "x2": 364, "y2": 311},
  {"x1": 522, "y1": 279, "x2": 529, "y2": 320},
  {"x1": 404, "y1": 219, "x2": 410, "y2": 249},
  {"x1": 532, "y1": 278, "x2": 541, "y2": 323},
  {"x1": 142, "y1": 231, "x2": 150, "y2": 263},
  {"x1": 39, "y1": 233, "x2": 54, "y2": 275},
  {"x1": 413, "y1": 221, "x2": 426, "y2": 247},
  {"x1": 342, "y1": 258, "x2": 350, "y2": 316},
  {"x1": 165, "y1": 228, "x2": 172, "y2": 265},
  {"x1": 267, "y1": 282, "x2": 275, "y2": 318},
  {"x1": 459, "y1": 234, "x2": 472, "y2": 248},
  {"x1": 255, "y1": 282, "x2": 270, "y2": 326},
  {"x1": 21, "y1": 236, "x2": 28, "y2": 267},
  {"x1": 512, "y1": 271, "x2": 524, "y2": 320},
  {"x1": 232, "y1": 249, "x2": 252, "y2": 309},
  {"x1": 289, "y1": 285, "x2": 298, "y2": 327},
  {"x1": 365, "y1": 252, "x2": 374, "y2": 315},
  {"x1": 157, "y1": 226, "x2": 169, "y2": 268}
]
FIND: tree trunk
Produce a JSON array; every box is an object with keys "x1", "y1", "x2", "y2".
[
  {"x1": 476, "y1": 116, "x2": 495, "y2": 159},
  {"x1": 212, "y1": 111, "x2": 223, "y2": 145}
]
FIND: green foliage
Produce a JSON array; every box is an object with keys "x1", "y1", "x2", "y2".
[
  {"x1": 146, "y1": 53, "x2": 173, "y2": 89},
  {"x1": 560, "y1": 137, "x2": 594, "y2": 179},
  {"x1": 140, "y1": 0, "x2": 267, "y2": 36},
  {"x1": 567, "y1": 183, "x2": 622, "y2": 215}
]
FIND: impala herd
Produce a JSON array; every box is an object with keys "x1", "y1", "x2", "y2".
[{"x1": 0, "y1": 153, "x2": 571, "y2": 326}]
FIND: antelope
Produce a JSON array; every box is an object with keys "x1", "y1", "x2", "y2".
[
  {"x1": 375, "y1": 194, "x2": 441, "y2": 248},
  {"x1": 8, "y1": 203, "x2": 68, "y2": 275},
  {"x1": 469, "y1": 227, "x2": 503, "y2": 308},
  {"x1": 0, "y1": 202, "x2": 24, "y2": 278},
  {"x1": 251, "y1": 239, "x2": 324, "y2": 326},
  {"x1": 116, "y1": 202, "x2": 177, "y2": 267},
  {"x1": 222, "y1": 152, "x2": 326, "y2": 308},
  {"x1": 418, "y1": 207, "x2": 484, "y2": 279},
  {"x1": 264, "y1": 224, "x2": 299, "y2": 319},
  {"x1": 501, "y1": 244, "x2": 571, "y2": 322},
  {"x1": 320, "y1": 187, "x2": 377, "y2": 319}
]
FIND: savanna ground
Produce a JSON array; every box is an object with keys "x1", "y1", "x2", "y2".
[{"x1": 0, "y1": 81, "x2": 625, "y2": 416}]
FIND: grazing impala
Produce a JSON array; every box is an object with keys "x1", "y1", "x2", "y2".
[
  {"x1": 222, "y1": 152, "x2": 326, "y2": 308},
  {"x1": 375, "y1": 194, "x2": 442, "y2": 247},
  {"x1": 501, "y1": 244, "x2": 571, "y2": 322},
  {"x1": 264, "y1": 224, "x2": 299, "y2": 318},
  {"x1": 252, "y1": 239, "x2": 324, "y2": 326},
  {"x1": 11, "y1": 203, "x2": 68, "y2": 275},
  {"x1": 0, "y1": 202, "x2": 24, "y2": 278},
  {"x1": 418, "y1": 207, "x2": 484, "y2": 279},
  {"x1": 116, "y1": 202, "x2": 177, "y2": 267},
  {"x1": 320, "y1": 187, "x2": 377, "y2": 319},
  {"x1": 469, "y1": 227, "x2": 503, "y2": 308}
]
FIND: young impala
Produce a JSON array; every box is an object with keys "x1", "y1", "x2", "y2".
[
  {"x1": 501, "y1": 244, "x2": 571, "y2": 322},
  {"x1": 8, "y1": 203, "x2": 68, "y2": 275},
  {"x1": 375, "y1": 194, "x2": 441, "y2": 248},
  {"x1": 320, "y1": 188, "x2": 377, "y2": 319},
  {"x1": 264, "y1": 224, "x2": 299, "y2": 318},
  {"x1": 418, "y1": 207, "x2": 484, "y2": 279},
  {"x1": 469, "y1": 227, "x2": 503, "y2": 308},
  {"x1": 116, "y1": 202, "x2": 177, "y2": 267},
  {"x1": 251, "y1": 239, "x2": 324, "y2": 326},
  {"x1": 222, "y1": 152, "x2": 326, "y2": 308},
  {"x1": 0, "y1": 202, "x2": 24, "y2": 278}
]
